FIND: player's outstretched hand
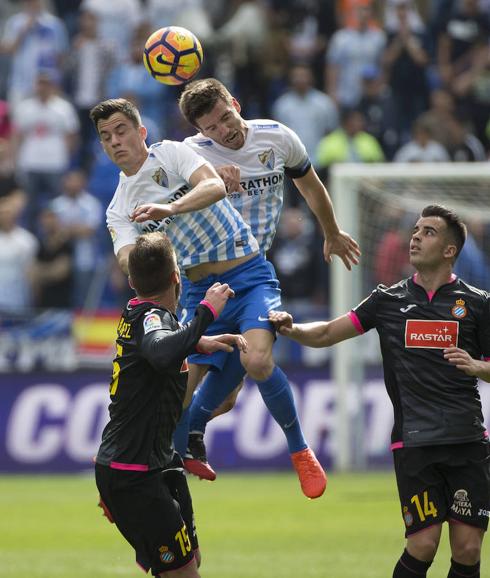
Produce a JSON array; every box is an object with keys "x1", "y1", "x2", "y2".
[
  {"x1": 131, "y1": 203, "x2": 173, "y2": 223},
  {"x1": 216, "y1": 165, "x2": 245, "y2": 194},
  {"x1": 203, "y1": 282, "x2": 235, "y2": 316},
  {"x1": 268, "y1": 310, "x2": 294, "y2": 336},
  {"x1": 443, "y1": 346, "x2": 481, "y2": 376},
  {"x1": 324, "y1": 231, "x2": 361, "y2": 271},
  {"x1": 197, "y1": 334, "x2": 248, "y2": 354}
]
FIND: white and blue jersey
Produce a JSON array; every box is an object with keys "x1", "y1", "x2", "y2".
[
  {"x1": 106, "y1": 140, "x2": 258, "y2": 271},
  {"x1": 185, "y1": 120, "x2": 311, "y2": 253}
]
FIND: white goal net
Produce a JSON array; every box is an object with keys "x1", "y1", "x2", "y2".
[{"x1": 329, "y1": 162, "x2": 490, "y2": 470}]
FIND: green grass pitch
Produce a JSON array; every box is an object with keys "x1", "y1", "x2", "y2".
[{"x1": 0, "y1": 471, "x2": 488, "y2": 577}]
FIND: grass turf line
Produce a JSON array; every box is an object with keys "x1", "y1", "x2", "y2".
[{"x1": 0, "y1": 471, "x2": 487, "y2": 577}]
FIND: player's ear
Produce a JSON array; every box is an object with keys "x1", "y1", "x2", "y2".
[
  {"x1": 444, "y1": 244, "x2": 457, "y2": 260},
  {"x1": 128, "y1": 275, "x2": 134, "y2": 289},
  {"x1": 139, "y1": 125, "x2": 147, "y2": 141},
  {"x1": 171, "y1": 269, "x2": 180, "y2": 284},
  {"x1": 231, "y1": 98, "x2": 241, "y2": 114}
]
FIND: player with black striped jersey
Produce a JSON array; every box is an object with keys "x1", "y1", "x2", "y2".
[
  {"x1": 95, "y1": 232, "x2": 246, "y2": 578},
  {"x1": 171, "y1": 78, "x2": 360, "y2": 494},
  {"x1": 269, "y1": 205, "x2": 490, "y2": 578}
]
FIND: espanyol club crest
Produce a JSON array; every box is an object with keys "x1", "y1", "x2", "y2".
[
  {"x1": 258, "y1": 148, "x2": 275, "y2": 170},
  {"x1": 451, "y1": 298, "x2": 467, "y2": 319},
  {"x1": 152, "y1": 167, "x2": 169, "y2": 188}
]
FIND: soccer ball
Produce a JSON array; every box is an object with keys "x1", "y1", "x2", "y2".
[{"x1": 143, "y1": 26, "x2": 203, "y2": 86}]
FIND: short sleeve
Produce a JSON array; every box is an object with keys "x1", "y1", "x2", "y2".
[
  {"x1": 106, "y1": 203, "x2": 138, "y2": 256},
  {"x1": 279, "y1": 123, "x2": 310, "y2": 176}
]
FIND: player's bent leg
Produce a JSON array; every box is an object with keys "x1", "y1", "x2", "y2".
[
  {"x1": 241, "y1": 328, "x2": 327, "y2": 499},
  {"x1": 448, "y1": 523, "x2": 484, "y2": 575},
  {"x1": 185, "y1": 364, "x2": 210, "y2": 407},
  {"x1": 174, "y1": 364, "x2": 210, "y2": 460},
  {"x1": 210, "y1": 380, "x2": 244, "y2": 419}
]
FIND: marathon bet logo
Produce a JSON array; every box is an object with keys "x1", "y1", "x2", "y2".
[
  {"x1": 405, "y1": 319, "x2": 459, "y2": 349},
  {"x1": 451, "y1": 489, "x2": 472, "y2": 517}
]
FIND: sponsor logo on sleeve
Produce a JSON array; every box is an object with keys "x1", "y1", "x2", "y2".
[
  {"x1": 143, "y1": 313, "x2": 163, "y2": 334},
  {"x1": 405, "y1": 319, "x2": 459, "y2": 349}
]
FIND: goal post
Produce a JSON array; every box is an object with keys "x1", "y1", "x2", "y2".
[{"x1": 329, "y1": 162, "x2": 490, "y2": 471}]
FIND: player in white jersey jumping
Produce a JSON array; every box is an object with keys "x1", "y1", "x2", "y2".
[
  {"x1": 174, "y1": 78, "x2": 360, "y2": 484},
  {"x1": 90, "y1": 97, "x2": 328, "y2": 499}
]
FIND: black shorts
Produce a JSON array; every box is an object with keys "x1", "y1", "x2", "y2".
[
  {"x1": 95, "y1": 460, "x2": 198, "y2": 575},
  {"x1": 393, "y1": 440, "x2": 490, "y2": 537}
]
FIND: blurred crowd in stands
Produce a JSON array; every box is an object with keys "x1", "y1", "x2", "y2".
[{"x1": 0, "y1": 0, "x2": 489, "y2": 315}]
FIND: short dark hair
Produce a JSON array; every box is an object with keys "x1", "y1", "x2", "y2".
[
  {"x1": 421, "y1": 204, "x2": 467, "y2": 259},
  {"x1": 128, "y1": 233, "x2": 177, "y2": 297},
  {"x1": 89, "y1": 98, "x2": 142, "y2": 134},
  {"x1": 179, "y1": 78, "x2": 233, "y2": 127}
]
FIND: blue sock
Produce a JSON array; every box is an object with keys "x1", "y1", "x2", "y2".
[
  {"x1": 189, "y1": 348, "x2": 246, "y2": 433},
  {"x1": 256, "y1": 366, "x2": 307, "y2": 454},
  {"x1": 173, "y1": 405, "x2": 191, "y2": 456}
]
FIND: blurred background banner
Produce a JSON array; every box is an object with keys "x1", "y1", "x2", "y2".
[{"x1": 1, "y1": 369, "x2": 490, "y2": 473}]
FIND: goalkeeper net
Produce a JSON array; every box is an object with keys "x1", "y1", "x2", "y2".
[{"x1": 329, "y1": 162, "x2": 490, "y2": 470}]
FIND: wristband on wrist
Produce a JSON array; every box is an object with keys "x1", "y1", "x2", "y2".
[{"x1": 199, "y1": 299, "x2": 218, "y2": 319}]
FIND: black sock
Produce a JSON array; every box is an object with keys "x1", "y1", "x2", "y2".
[
  {"x1": 447, "y1": 558, "x2": 480, "y2": 577},
  {"x1": 393, "y1": 549, "x2": 433, "y2": 577}
]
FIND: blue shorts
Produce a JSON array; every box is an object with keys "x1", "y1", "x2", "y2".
[{"x1": 181, "y1": 255, "x2": 282, "y2": 369}]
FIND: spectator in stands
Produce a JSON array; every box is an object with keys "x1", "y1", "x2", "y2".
[
  {"x1": 450, "y1": 42, "x2": 490, "y2": 154},
  {"x1": 144, "y1": 0, "x2": 213, "y2": 45},
  {"x1": 12, "y1": 70, "x2": 79, "y2": 231},
  {"x1": 315, "y1": 107, "x2": 385, "y2": 172},
  {"x1": 373, "y1": 207, "x2": 412, "y2": 286},
  {"x1": 417, "y1": 88, "x2": 458, "y2": 153},
  {"x1": 454, "y1": 220, "x2": 490, "y2": 289},
  {"x1": 67, "y1": 8, "x2": 114, "y2": 170},
  {"x1": 272, "y1": 64, "x2": 338, "y2": 166},
  {"x1": 269, "y1": 207, "x2": 326, "y2": 306},
  {"x1": 447, "y1": 116, "x2": 487, "y2": 162},
  {"x1": 437, "y1": 0, "x2": 490, "y2": 88},
  {"x1": 51, "y1": 169, "x2": 103, "y2": 308},
  {"x1": 382, "y1": 0, "x2": 430, "y2": 146},
  {"x1": 106, "y1": 29, "x2": 167, "y2": 134},
  {"x1": 79, "y1": 0, "x2": 142, "y2": 63},
  {"x1": 0, "y1": 186, "x2": 37, "y2": 312},
  {"x1": 0, "y1": 0, "x2": 68, "y2": 106},
  {"x1": 358, "y1": 63, "x2": 398, "y2": 160},
  {"x1": 393, "y1": 118, "x2": 450, "y2": 162},
  {"x1": 211, "y1": 0, "x2": 268, "y2": 116},
  {"x1": 325, "y1": 2, "x2": 386, "y2": 108},
  {"x1": 50, "y1": 0, "x2": 82, "y2": 39},
  {"x1": 30, "y1": 206, "x2": 73, "y2": 308}
]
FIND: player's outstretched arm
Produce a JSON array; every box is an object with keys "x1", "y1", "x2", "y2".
[
  {"x1": 197, "y1": 333, "x2": 248, "y2": 354},
  {"x1": 294, "y1": 167, "x2": 361, "y2": 270},
  {"x1": 131, "y1": 164, "x2": 226, "y2": 223},
  {"x1": 443, "y1": 347, "x2": 490, "y2": 382},
  {"x1": 268, "y1": 311, "x2": 359, "y2": 348}
]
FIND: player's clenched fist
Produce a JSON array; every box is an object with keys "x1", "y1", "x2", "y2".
[
  {"x1": 204, "y1": 282, "x2": 235, "y2": 316},
  {"x1": 131, "y1": 203, "x2": 173, "y2": 222}
]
